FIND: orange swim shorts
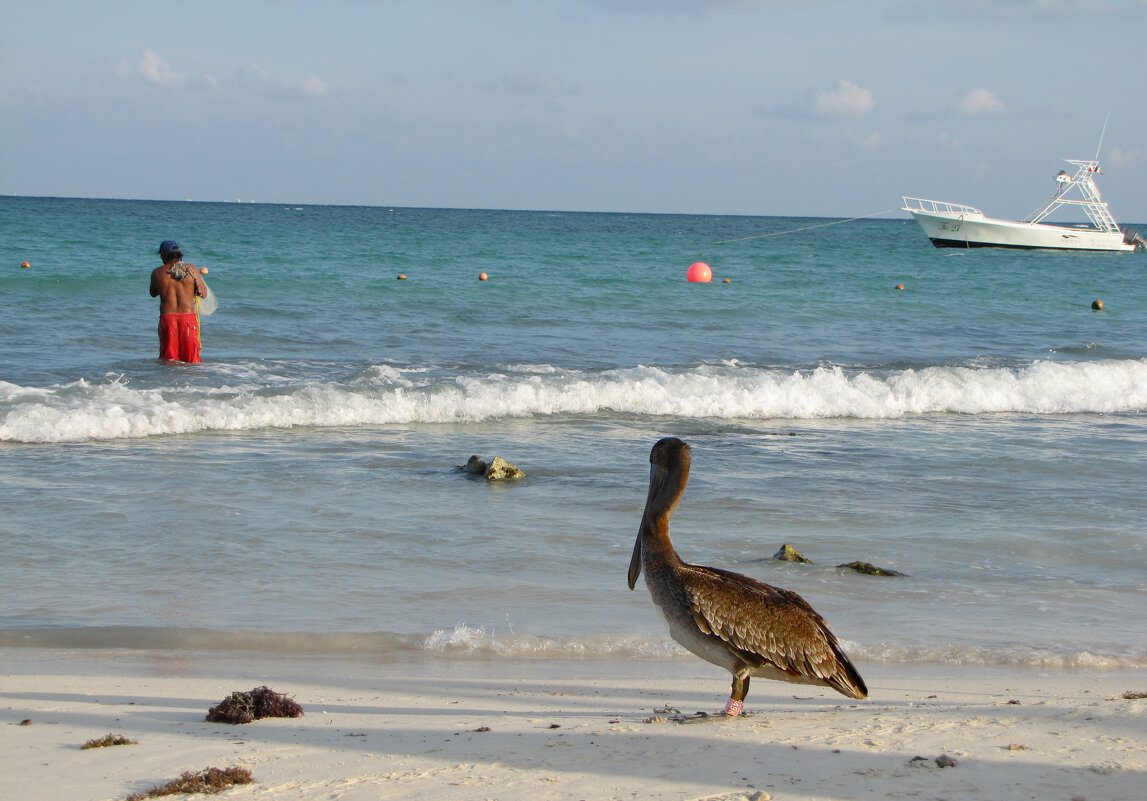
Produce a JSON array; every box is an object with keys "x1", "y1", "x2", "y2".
[{"x1": 158, "y1": 313, "x2": 202, "y2": 363}]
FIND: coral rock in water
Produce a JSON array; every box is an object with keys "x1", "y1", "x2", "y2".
[
  {"x1": 773, "y1": 543, "x2": 813, "y2": 563},
  {"x1": 485, "y1": 456, "x2": 525, "y2": 480},
  {"x1": 459, "y1": 454, "x2": 525, "y2": 480}
]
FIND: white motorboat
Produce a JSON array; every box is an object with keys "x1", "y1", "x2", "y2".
[{"x1": 903, "y1": 158, "x2": 1143, "y2": 252}]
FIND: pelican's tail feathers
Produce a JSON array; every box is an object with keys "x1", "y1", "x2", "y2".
[{"x1": 826, "y1": 649, "x2": 868, "y2": 700}]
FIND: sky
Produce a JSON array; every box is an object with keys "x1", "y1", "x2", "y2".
[{"x1": 2, "y1": 0, "x2": 1146, "y2": 220}]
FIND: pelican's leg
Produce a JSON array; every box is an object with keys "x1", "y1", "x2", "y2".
[{"x1": 724, "y1": 673, "x2": 750, "y2": 717}]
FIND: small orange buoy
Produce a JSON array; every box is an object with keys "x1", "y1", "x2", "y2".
[
  {"x1": 686, "y1": 262, "x2": 712, "y2": 283},
  {"x1": 478, "y1": 272, "x2": 488, "y2": 281},
  {"x1": 1092, "y1": 299, "x2": 1104, "y2": 310},
  {"x1": 722, "y1": 278, "x2": 731, "y2": 283},
  {"x1": 895, "y1": 284, "x2": 904, "y2": 290},
  {"x1": 200, "y1": 267, "x2": 209, "y2": 274},
  {"x1": 20, "y1": 261, "x2": 30, "y2": 269},
  {"x1": 397, "y1": 274, "x2": 406, "y2": 280}
]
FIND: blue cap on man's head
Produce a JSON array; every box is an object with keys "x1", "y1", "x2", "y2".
[{"x1": 158, "y1": 239, "x2": 181, "y2": 255}]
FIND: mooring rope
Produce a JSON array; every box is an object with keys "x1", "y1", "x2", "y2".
[{"x1": 713, "y1": 208, "x2": 899, "y2": 244}]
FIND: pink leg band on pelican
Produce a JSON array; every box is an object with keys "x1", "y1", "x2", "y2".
[{"x1": 724, "y1": 698, "x2": 743, "y2": 717}]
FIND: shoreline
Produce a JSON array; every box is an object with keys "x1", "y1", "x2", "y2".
[{"x1": 3, "y1": 650, "x2": 1144, "y2": 801}]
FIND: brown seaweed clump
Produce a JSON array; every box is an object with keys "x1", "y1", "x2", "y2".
[
  {"x1": 205, "y1": 686, "x2": 303, "y2": 725},
  {"x1": 125, "y1": 766, "x2": 253, "y2": 800},
  {"x1": 82, "y1": 733, "x2": 138, "y2": 750}
]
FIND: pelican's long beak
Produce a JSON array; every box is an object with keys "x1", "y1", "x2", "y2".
[
  {"x1": 628, "y1": 463, "x2": 659, "y2": 589},
  {"x1": 627, "y1": 529, "x2": 642, "y2": 589}
]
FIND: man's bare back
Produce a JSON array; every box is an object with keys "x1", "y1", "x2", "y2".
[{"x1": 150, "y1": 261, "x2": 207, "y2": 315}]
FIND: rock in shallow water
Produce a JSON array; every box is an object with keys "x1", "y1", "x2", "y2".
[
  {"x1": 485, "y1": 456, "x2": 525, "y2": 480},
  {"x1": 458, "y1": 455, "x2": 525, "y2": 480},
  {"x1": 461, "y1": 455, "x2": 487, "y2": 474},
  {"x1": 837, "y1": 560, "x2": 907, "y2": 577},
  {"x1": 773, "y1": 543, "x2": 813, "y2": 563}
]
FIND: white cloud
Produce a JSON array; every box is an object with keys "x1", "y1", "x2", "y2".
[
  {"x1": 814, "y1": 79, "x2": 875, "y2": 118},
  {"x1": 936, "y1": 131, "x2": 963, "y2": 151},
  {"x1": 302, "y1": 75, "x2": 329, "y2": 97},
  {"x1": 138, "y1": 50, "x2": 184, "y2": 87},
  {"x1": 1106, "y1": 145, "x2": 1142, "y2": 169},
  {"x1": 855, "y1": 130, "x2": 881, "y2": 152},
  {"x1": 842, "y1": 128, "x2": 881, "y2": 152},
  {"x1": 956, "y1": 88, "x2": 1004, "y2": 116}
]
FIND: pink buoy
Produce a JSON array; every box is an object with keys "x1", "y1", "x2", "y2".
[{"x1": 686, "y1": 262, "x2": 712, "y2": 283}]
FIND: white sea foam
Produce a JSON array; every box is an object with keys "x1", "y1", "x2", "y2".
[
  {"x1": 3, "y1": 624, "x2": 1142, "y2": 668},
  {"x1": 418, "y1": 624, "x2": 686, "y2": 658},
  {"x1": 416, "y1": 627, "x2": 1146, "y2": 668},
  {"x1": 3, "y1": 358, "x2": 1146, "y2": 443}
]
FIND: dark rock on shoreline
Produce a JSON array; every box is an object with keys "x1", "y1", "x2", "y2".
[
  {"x1": 462, "y1": 455, "x2": 487, "y2": 474},
  {"x1": 837, "y1": 560, "x2": 907, "y2": 577}
]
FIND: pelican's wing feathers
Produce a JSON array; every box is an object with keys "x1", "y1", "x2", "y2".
[{"x1": 680, "y1": 562, "x2": 867, "y2": 699}]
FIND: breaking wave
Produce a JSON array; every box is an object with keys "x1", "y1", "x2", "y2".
[{"x1": 3, "y1": 358, "x2": 1146, "y2": 443}]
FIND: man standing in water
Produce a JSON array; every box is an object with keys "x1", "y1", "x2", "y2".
[{"x1": 150, "y1": 239, "x2": 209, "y2": 363}]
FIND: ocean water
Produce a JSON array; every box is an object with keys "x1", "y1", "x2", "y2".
[{"x1": 2, "y1": 196, "x2": 1145, "y2": 672}]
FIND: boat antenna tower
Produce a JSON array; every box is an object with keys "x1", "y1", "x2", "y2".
[{"x1": 1094, "y1": 113, "x2": 1110, "y2": 163}]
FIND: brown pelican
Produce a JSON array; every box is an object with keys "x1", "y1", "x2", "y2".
[{"x1": 628, "y1": 437, "x2": 867, "y2": 716}]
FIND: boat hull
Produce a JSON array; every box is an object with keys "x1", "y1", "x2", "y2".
[{"x1": 909, "y1": 210, "x2": 1136, "y2": 252}]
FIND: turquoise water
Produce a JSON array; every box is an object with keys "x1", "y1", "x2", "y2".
[{"x1": 2, "y1": 196, "x2": 1145, "y2": 669}]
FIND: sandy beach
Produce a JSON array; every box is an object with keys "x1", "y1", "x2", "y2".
[{"x1": 3, "y1": 650, "x2": 1144, "y2": 801}]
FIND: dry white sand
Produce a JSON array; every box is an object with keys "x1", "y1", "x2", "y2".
[{"x1": 3, "y1": 650, "x2": 1144, "y2": 801}]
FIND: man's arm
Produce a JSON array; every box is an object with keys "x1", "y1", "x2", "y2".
[{"x1": 193, "y1": 271, "x2": 209, "y2": 298}]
